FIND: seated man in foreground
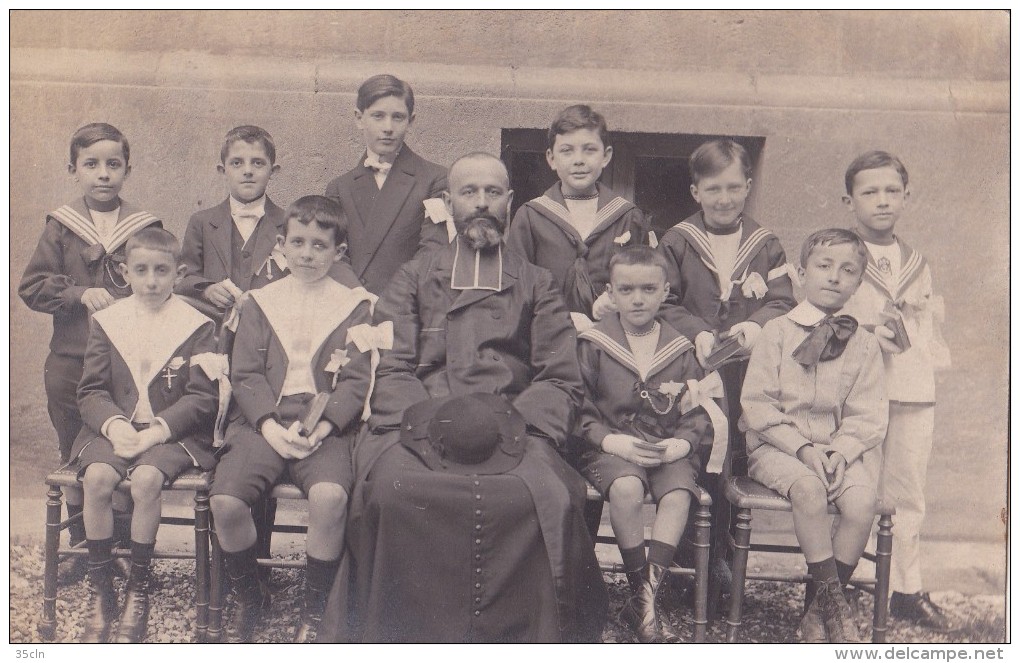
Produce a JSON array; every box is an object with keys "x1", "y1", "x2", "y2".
[{"x1": 319, "y1": 152, "x2": 608, "y2": 643}]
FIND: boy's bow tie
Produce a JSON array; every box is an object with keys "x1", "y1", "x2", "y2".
[
  {"x1": 364, "y1": 155, "x2": 392, "y2": 175},
  {"x1": 792, "y1": 314, "x2": 858, "y2": 366}
]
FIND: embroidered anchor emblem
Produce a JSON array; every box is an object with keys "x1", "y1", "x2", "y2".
[{"x1": 162, "y1": 366, "x2": 177, "y2": 389}]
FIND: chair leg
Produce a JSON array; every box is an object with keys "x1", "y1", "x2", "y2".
[
  {"x1": 208, "y1": 514, "x2": 224, "y2": 643},
  {"x1": 692, "y1": 502, "x2": 711, "y2": 642},
  {"x1": 725, "y1": 508, "x2": 752, "y2": 643},
  {"x1": 872, "y1": 514, "x2": 894, "y2": 643},
  {"x1": 39, "y1": 484, "x2": 64, "y2": 641},
  {"x1": 193, "y1": 489, "x2": 211, "y2": 642}
]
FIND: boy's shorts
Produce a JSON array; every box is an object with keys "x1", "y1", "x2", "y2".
[
  {"x1": 211, "y1": 395, "x2": 354, "y2": 505},
  {"x1": 747, "y1": 444, "x2": 874, "y2": 502},
  {"x1": 577, "y1": 447, "x2": 702, "y2": 503},
  {"x1": 70, "y1": 429, "x2": 202, "y2": 484}
]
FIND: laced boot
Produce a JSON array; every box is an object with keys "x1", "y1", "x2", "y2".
[
  {"x1": 225, "y1": 571, "x2": 270, "y2": 643},
  {"x1": 649, "y1": 562, "x2": 681, "y2": 643},
  {"x1": 293, "y1": 584, "x2": 328, "y2": 643},
  {"x1": 619, "y1": 566, "x2": 661, "y2": 643},
  {"x1": 81, "y1": 560, "x2": 118, "y2": 643},
  {"x1": 818, "y1": 578, "x2": 862, "y2": 643},
  {"x1": 799, "y1": 594, "x2": 828, "y2": 643},
  {"x1": 112, "y1": 563, "x2": 151, "y2": 643}
]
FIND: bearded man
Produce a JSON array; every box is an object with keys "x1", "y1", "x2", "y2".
[{"x1": 318, "y1": 152, "x2": 607, "y2": 643}]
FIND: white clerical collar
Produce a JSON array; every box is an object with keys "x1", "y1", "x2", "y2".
[
  {"x1": 229, "y1": 195, "x2": 266, "y2": 218},
  {"x1": 787, "y1": 300, "x2": 847, "y2": 327},
  {"x1": 450, "y1": 238, "x2": 503, "y2": 291}
]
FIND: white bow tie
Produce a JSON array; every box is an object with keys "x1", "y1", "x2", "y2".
[{"x1": 364, "y1": 155, "x2": 392, "y2": 175}]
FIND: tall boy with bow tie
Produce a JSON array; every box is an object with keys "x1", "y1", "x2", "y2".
[
  {"x1": 741, "y1": 228, "x2": 888, "y2": 643},
  {"x1": 69, "y1": 227, "x2": 217, "y2": 643},
  {"x1": 838, "y1": 151, "x2": 954, "y2": 632},
  {"x1": 20, "y1": 122, "x2": 162, "y2": 583},
  {"x1": 324, "y1": 74, "x2": 448, "y2": 295}
]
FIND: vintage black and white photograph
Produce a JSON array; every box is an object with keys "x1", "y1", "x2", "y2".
[{"x1": 8, "y1": 9, "x2": 1009, "y2": 648}]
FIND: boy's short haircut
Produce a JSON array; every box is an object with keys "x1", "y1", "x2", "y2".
[
  {"x1": 220, "y1": 125, "x2": 277, "y2": 165},
  {"x1": 799, "y1": 228, "x2": 868, "y2": 271},
  {"x1": 609, "y1": 245, "x2": 669, "y2": 281},
  {"x1": 70, "y1": 122, "x2": 130, "y2": 166},
  {"x1": 844, "y1": 150, "x2": 909, "y2": 194},
  {"x1": 125, "y1": 227, "x2": 182, "y2": 263},
  {"x1": 357, "y1": 74, "x2": 415, "y2": 114},
  {"x1": 547, "y1": 104, "x2": 609, "y2": 150},
  {"x1": 284, "y1": 195, "x2": 347, "y2": 247},
  {"x1": 689, "y1": 138, "x2": 752, "y2": 183}
]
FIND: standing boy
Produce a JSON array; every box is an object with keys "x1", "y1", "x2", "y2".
[
  {"x1": 508, "y1": 104, "x2": 648, "y2": 319},
  {"x1": 20, "y1": 123, "x2": 161, "y2": 581},
  {"x1": 741, "y1": 228, "x2": 887, "y2": 642},
  {"x1": 658, "y1": 138, "x2": 796, "y2": 585},
  {"x1": 575, "y1": 246, "x2": 723, "y2": 642},
  {"x1": 324, "y1": 74, "x2": 448, "y2": 295},
  {"x1": 177, "y1": 126, "x2": 289, "y2": 316},
  {"x1": 70, "y1": 227, "x2": 218, "y2": 642},
  {"x1": 210, "y1": 196, "x2": 377, "y2": 643},
  {"x1": 839, "y1": 151, "x2": 953, "y2": 631}
]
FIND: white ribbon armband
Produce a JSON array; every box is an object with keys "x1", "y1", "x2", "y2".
[
  {"x1": 678, "y1": 371, "x2": 729, "y2": 474},
  {"x1": 346, "y1": 321, "x2": 395, "y2": 420},
  {"x1": 191, "y1": 352, "x2": 231, "y2": 448},
  {"x1": 424, "y1": 198, "x2": 456, "y2": 243}
]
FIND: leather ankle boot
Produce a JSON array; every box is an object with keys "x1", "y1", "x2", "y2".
[
  {"x1": 293, "y1": 584, "x2": 328, "y2": 643},
  {"x1": 649, "y1": 563, "x2": 681, "y2": 643},
  {"x1": 112, "y1": 563, "x2": 151, "y2": 643},
  {"x1": 818, "y1": 578, "x2": 861, "y2": 643},
  {"x1": 225, "y1": 572, "x2": 270, "y2": 644},
  {"x1": 620, "y1": 567, "x2": 662, "y2": 643},
  {"x1": 81, "y1": 562, "x2": 118, "y2": 643}
]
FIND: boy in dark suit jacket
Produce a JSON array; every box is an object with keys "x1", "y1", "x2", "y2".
[
  {"x1": 210, "y1": 196, "x2": 378, "y2": 643},
  {"x1": 70, "y1": 228, "x2": 218, "y2": 643},
  {"x1": 177, "y1": 126, "x2": 289, "y2": 317},
  {"x1": 324, "y1": 74, "x2": 448, "y2": 295}
]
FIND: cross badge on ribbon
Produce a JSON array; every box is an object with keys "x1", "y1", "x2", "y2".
[{"x1": 162, "y1": 366, "x2": 177, "y2": 389}]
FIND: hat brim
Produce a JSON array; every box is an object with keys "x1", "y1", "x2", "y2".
[{"x1": 399, "y1": 393, "x2": 527, "y2": 475}]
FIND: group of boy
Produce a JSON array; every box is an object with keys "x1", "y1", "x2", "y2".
[{"x1": 19, "y1": 72, "x2": 950, "y2": 645}]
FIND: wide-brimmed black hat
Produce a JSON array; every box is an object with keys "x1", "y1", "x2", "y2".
[{"x1": 399, "y1": 393, "x2": 527, "y2": 475}]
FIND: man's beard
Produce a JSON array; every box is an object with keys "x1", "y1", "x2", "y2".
[{"x1": 457, "y1": 212, "x2": 504, "y2": 250}]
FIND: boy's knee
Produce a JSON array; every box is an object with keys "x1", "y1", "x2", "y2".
[
  {"x1": 839, "y1": 486, "x2": 877, "y2": 522},
  {"x1": 788, "y1": 476, "x2": 827, "y2": 511},
  {"x1": 129, "y1": 466, "x2": 165, "y2": 500},
  {"x1": 658, "y1": 488, "x2": 692, "y2": 509},
  {"x1": 82, "y1": 464, "x2": 121, "y2": 495},
  {"x1": 308, "y1": 482, "x2": 349, "y2": 513},
  {"x1": 608, "y1": 476, "x2": 645, "y2": 504},
  {"x1": 211, "y1": 494, "x2": 249, "y2": 521}
]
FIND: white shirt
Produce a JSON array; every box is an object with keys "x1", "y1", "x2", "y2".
[
  {"x1": 277, "y1": 279, "x2": 333, "y2": 397},
  {"x1": 863, "y1": 240, "x2": 900, "y2": 286},
  {"x1": 708, "y1": 229, "x2": 742, "y2": 295},
  {"x1": 625, "y1": 324, "x2": 661, "y2": 381},
  {"x1": 90, "y1": 207, "x2": 120, "y2": 248},
  {"x1": 365, "y1": 149, "x2": 393, "y2": 189},
  {"x1": 229, "y1": 195, "x2": 266, "y2": 244},
  {"x1": 564, "y1": 197, "x2": 599, "y2": 240}
]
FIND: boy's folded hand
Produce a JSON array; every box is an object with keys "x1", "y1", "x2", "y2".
[
  {"x1": 823, "y1": 451, "x2": 848, "y2": 497},
  {"x1": 602, "y1": 433, "x2": 664, "y2": 468},
  {"x1": 661, "y1": 438, "x2": 692, "y2": 464},
  {"x1": 796, "y1": 444, "x2": 830, "y2": 489},
  {"x1": 728, "y1": 321, "x2": 762, "y2": 351},
  {"x1": 204, "y1": 281, "x2": 236, "y2": 309},
  {"x1": 108, "y1": 421, "x2": 143, "y2": 459},
  {"x1": 872, "y1": 324, "x2": 904, "y2": 355},
  {"x1": 694, "y1": 331, "x2": 716, "y2": 367},
  {"x1": 81, "y1": 288, "x2": 116, "y2": 313},
  {"x1": 261, "y1": 418, "x2": 302, "y2": 459}
]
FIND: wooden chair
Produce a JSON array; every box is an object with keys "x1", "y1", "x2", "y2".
[
  {"x1": 39, "y1": 467, "x2": 215, "y2": 642},
  {"x1": 721, "y1": 457, "x2": 895, "y2": 643},
  {"x1": 584, "y1": 484, "x2": 714, "y2": 642}
]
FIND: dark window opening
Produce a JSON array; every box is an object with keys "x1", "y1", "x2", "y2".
[{"x1": 501, "y1": 129, "x2": 765, "y2": 237}]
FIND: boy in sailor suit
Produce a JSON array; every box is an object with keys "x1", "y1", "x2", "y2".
[
  {"x1": 657, "y1": 138, "x2": 796, "y2": 584},
  {"x1": 508, "y1": 104, "x2": 648, "y2": 319},
  {"x1": 19, "y1": 123, "x2": 161, "y2": 581},
  {"x1": 69, "y1": 227, "x2": 217, "y2": 643},
  {"x1": 575, "y1": 246, "x2": 722, "y2": 643},
  {"x1": 210, "y1": 196, "x2": 378, "y2": 644},
  {"x1": 838, "y1": 151, "x2": 954, "y2": 632}
]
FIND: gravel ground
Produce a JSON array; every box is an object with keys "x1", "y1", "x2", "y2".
[{"x1": 10, "y1": 543, "x2": 1005, "y2": 644}]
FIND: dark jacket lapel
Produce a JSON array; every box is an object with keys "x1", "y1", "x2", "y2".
[
  {"x1": 206, "y1": 199, "x2": 234, "y2": 278},
  {"x1": 357, "y1": 147, "x2": 419, "y2": 274}
]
